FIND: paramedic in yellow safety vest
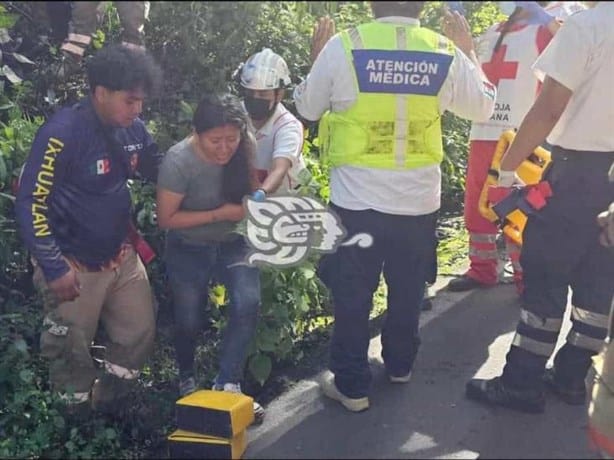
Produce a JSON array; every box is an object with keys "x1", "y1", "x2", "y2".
[{"x1": 293, "y1": 1, "x2": 496, "y2": 412}]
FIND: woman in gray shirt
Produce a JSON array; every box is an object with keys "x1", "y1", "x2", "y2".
[{"x1": 156, "y1": 93, "x2": 264, "y2": 421}]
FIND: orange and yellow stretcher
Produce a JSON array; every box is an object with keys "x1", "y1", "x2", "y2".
[{"x1": 478, "y1": 130, "x2": 552, "y2": 246}]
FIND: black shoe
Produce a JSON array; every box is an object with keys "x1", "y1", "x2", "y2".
[
  {"x1": 447, "y1": 275, "x2": 490, "y2": 292},
  {"x1": 466, "y1": 377, "x2": 545, "y2": 414},
  {"x1": 543, "y1": 367, "x2": 586, "y2": 406}
]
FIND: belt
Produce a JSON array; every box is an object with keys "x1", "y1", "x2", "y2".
[
  {"x1": 551, "y1": 146, "x2": 614, "y2": 163},
  {"x1": 65, "y1": 243, "x2": 132, "y2": 273}
]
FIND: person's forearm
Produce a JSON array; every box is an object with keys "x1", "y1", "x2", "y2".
[
  {"x1": 260, "y1": 168, "x2": 289, "y2": 194},
  {"x1": 500, "y1": 104, "x2": 559, "y2": 171},
  {"x1": 158, "y1": 209, "x2": 218, "y2": 230}
]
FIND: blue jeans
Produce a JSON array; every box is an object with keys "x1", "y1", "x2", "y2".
[
  {"x1": 320, "y1": 205, "x2": 437, "y2": 398},
  {"x1": 164, "y1": 232, "x2": 261, "y2": 385}
]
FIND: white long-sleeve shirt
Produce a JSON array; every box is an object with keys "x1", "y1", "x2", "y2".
[
  {"x1": 294, "y1": 16, "x2": 496, "y2": 215},
  {"x1": 533, "y1": 2, "x2": 614, "y2": 152}
]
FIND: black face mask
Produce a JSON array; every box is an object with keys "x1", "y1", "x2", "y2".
[{"x1": 244, "y1": 96, "x2": 276, "y2": 121}]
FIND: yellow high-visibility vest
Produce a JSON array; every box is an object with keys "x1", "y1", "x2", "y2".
[{"x1": 319, "y1": 22, "x2": 455, "y2": 169}]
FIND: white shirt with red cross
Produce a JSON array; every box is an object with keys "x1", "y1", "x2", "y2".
[
  {"x1": 469, "y1": 21, "x2": 554, "y2": 141},
  {"x1": 469, "y1": 1, "x2": 585, "y2": 142}
]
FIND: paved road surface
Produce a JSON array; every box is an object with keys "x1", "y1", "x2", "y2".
[{"x1": 245, "y1": 279, "x2": 598, "y2": 459}]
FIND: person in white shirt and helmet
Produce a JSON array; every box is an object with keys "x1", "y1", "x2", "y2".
[{"x1": 237, "y1": 48, "x2": 308, "y2": 201}]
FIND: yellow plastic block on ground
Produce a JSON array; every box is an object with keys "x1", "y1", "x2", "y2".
[{"x1": 175, "y1": 390, "x2": 255, "y2": 438}]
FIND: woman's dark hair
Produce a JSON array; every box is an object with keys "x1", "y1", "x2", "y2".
[
  {"x1": 193, "y1": 93, "x2": 255, "y2": 204},
  {"x1": 86, "y1": 44, "x2": 162, "y2": 95}
]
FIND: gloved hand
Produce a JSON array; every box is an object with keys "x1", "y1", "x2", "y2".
[
  {"x1": 497, "y1": 169, "x2": 524, "y2": 187},
  {"x1": 251, "y1": 189, "x2": 267, "y2": 202},
  {"x1": 514, "y1": 1, "x2": 555, "y2": 25}
]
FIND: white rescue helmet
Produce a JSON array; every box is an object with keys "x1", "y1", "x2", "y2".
[{"x1": 240, "y1": 48, "x2": 291, "y2": 91}]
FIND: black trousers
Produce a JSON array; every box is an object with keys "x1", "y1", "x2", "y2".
[
  {"x1": 319, "y1": 204, "x2": 437, "y2": 398},
  {"x1": 502, "y1": 147, "x2": 614, "y2": 390}
]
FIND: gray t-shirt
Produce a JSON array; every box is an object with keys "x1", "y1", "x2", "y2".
[{"x1": 158, "y1": 137, "x2": 238, "y2": 243}]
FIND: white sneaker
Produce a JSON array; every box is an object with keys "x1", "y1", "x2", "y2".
[
  {"x1": 212, "y1": 382, "x2": 265, "y2": 424},
  {"x1": 388, "y1": 371, "x2": 412, "y2": 384},
  {"x1": 319, "y1": 372, "x2": 369, "y2": 412}
]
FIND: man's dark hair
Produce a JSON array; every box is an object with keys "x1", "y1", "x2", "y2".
[
  {"x1": 86, "y1": 44, "x2": 162, "y2": 95},
  {"x1": 193, "y1": 93, "x2": 255, "y2": 204},
  {"x1": 370, "y1": 1, "x2": 425, "y2": 19}
]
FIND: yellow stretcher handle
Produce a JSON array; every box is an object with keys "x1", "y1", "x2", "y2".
[
  {"x1": 477, "y1": 130, "x2": 552, "y2": 247},
  {"x1": 477, "y1": 130, "x2": 515, "y2": 223}
]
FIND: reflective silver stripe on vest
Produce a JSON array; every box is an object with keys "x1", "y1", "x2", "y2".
[
  {"x1": 104, "y1": 361, "x2": 140, "y2": 380},
  {"x1": 567, "y1": 331, "x2": 605, "y2": 353},
  {"x1": 469, "y1": 233, "x2": 497, "y2": 244},
  {"x1": 519, "y1": 309, "x2": 562, "y2": 332},
  {"x1": 394, "y1": 27, "x2": 408, "y2": 167},
  {"x1": 512, "y1": 333, "x2": 555, "y2": 357},
  {"x1": 469, "y1": 247, "x2": 499, "y2": 260},
  {"x1": 571, "y1": 305, "x2": 609, "y2": 329},
  {"x1": 438, "y1": 35, "x2": 449, "y2": 53},
  {"x1": 348, "y1": 27, "x2": 364, "y2": 49}
]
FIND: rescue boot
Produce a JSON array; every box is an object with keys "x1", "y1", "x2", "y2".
[
  {"x1": 543, "y1": 367, "x2": 586, "y2": 406},
  {"x1": 465, "y1": 376, "x2": 545, "y2": 413}
]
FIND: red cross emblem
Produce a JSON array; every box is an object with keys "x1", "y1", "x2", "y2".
[{"x1": 482, "y1": 44, "x2": 519, "y2": 87}]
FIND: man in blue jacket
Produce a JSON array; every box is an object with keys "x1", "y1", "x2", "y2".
[{"x1": 15, "y1": 43, "x2": 161, "y2": 416}]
